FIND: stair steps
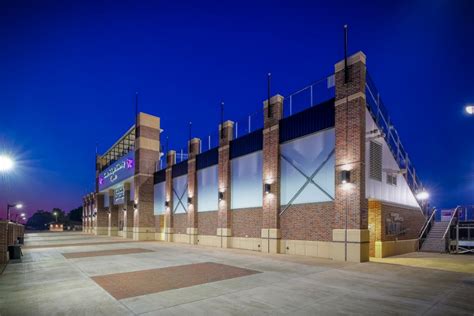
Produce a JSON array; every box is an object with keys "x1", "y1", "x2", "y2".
[{"x1": 420, "y1": 221, "x2": 450, "y2": 253}]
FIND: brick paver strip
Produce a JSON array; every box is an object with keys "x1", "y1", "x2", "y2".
[
  {"x1": 24, "y1": 240, "x2": 138, "y2": 249},
  {"x1": 62, "y1": 248, "x2": 154, "y2": 259},
  {"x1": 92, "y1": 262, "x2": 261, "y2": 300}
]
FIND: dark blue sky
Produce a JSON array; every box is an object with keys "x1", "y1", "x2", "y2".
[{"x1": 1, "y1": 0, "x2": 473, "y2": 217}]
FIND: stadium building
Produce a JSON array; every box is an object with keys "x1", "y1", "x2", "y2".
[{"x1": 83, "y1": 52, "x2": 428, "y2": 262}]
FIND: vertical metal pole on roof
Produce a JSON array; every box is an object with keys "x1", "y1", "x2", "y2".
[
  {"x1": 290, "y1": 95, "x2": 292, "y2": 116},
  {"x1": 135, "y1": 92, "x2": 139, "y2": 123},
  {"x1": 189, "y1": 122, "x2": 192, "y2": 141},
  {"x1": 235, "y1": 122, "x2": 238, "y2": 139},
  {"x1": 310, "y1": 85, "x2": 313, "y2": 107},
  {"x1": 344, "y1": 25, "x2": 349, "y2": 84},
  {"x1": 220, "y1": 101, "x2": 224, "y2": 139},
  {"x1": 267, "y1": 73, "x2": 272, "y2": 118},
  {"x1": 248, "y1": 115, "x2": 251, "y2": 133},
  {"x1": 166, "y1": 136, "x2": 169, "y2": 155},
  {"x1": 208, "y1": 135, "x2": 211, "y2": 150}
]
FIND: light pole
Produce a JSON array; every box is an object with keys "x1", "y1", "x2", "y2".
[
  {"x1": 0, "y1": 155, "x2": 14, "y2": 172},
  {"x1": 7, "y1": 203, "x2": 23, "y2": 222},
  {"x1": 53, "y1": 211, "x2": 58, "y2": 223}
]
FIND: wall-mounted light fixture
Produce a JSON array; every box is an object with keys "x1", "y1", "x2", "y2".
[
  {"x1": 265, "y1": 183, "x2": 271, "y2": 194},
  {"x1": 187, "y1": 197, "x2": 192, "y2": 204},
  {"x1": 340, "y1": 170, "x2": 351, "y2": 184},
  {"x1": 218, "y1": 191, "x2": 224, "y2": 201},
  {"x1": 133, "y1": 203, "x2": 138, "y2": 210},
  {"x1": 93, "y1": 212, "x2": 97, "y2": 217},
  {"x1": 165, "y1": 201, "x2": 170, "y2": 207},
  {"x1": 122, "y1": 207, "x2": 127, "y2": 212}
]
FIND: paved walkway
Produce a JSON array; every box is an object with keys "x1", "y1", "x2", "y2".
[{"x1": 0, "y1": 232, "x2": 473, "y2": 315}]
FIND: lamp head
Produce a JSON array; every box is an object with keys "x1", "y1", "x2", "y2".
[{"x1": 0, "y1": 155, "x2": 14, "y2": 172}]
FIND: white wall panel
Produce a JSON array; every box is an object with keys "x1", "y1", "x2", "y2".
[
  {"x1": 365, "y1": 109, "x2": 420, "y2": 208},
  {"x1": 231, "y1": 151, "x2": 263, "y2": 209},
  {"x1": 173, "y1": 175, "x2": 188, "y2": 214},
  {"x1": 197, "y1": 165, "x2": 218, "y2": 212},
  {"x1": 154, "y1": 182, "x2": 166, "y2": 215},
  {"x1": 280, "y1": 128, "x2": 335, "y2": 205}
]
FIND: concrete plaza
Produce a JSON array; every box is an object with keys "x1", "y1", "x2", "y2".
[{"x1": 0, "y1": 232, "x2": 473, "y2": 315}]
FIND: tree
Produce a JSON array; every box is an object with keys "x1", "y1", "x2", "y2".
[
  {"x1": 68, "y1": 206, "x2": 83, "y2": 223},
  {"x1": 26, "y1": 210, "x2": 54, "y2": 230},
  {"x1": 51, "y1": 208, "x2": 65, "y2": 222}
]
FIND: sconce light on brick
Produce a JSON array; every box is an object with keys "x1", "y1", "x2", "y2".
[
  {"x1": 133, "y1": 203, "x2": 138, "y2": 210},
  {"x1": 340, "y1": 170, "x2": 351, "y2": 184},
  {"x1": 265, "y1": 183, "x2": 271, "y2": 194},
  {"x1": 187, "y1": 197, "x2": 192, "y2": 204},
  {"x1": 218, "y1": 191, "x2": 224, "y2": 201},
  {"x1": 165, "y1": 201, "x2": 170, "y2": 207}
]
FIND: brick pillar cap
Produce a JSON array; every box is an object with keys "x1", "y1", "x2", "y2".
[
  {"x1": 189, "y1": 137, "x2": 201, "y2": 144},
  {"x1": 137, "y1": 112, "x2": 160, "y2": 128},
  {"x1": 167, "y1": 150, "x2": 176, "y2": 155},
  {"x1": 219, "y1": 120, "x2": 234, "y2": 129},
  {"x1": 335, "y1": 51, "x2": 367, "y2": 72},
  {"x1": 263, "y1": 94, "x2": 284, "y2": 107}
]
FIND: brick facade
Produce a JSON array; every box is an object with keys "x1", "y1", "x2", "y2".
[
  {"x1": 280, "y1": 202, "x2": 334, "y2": 241},
  {"x1": 232, "y1": 208, "x2": 263, "y2": 238},
  {"x1": 173, "y1": 214, "x2": 187, "y2": 234},
  {"x1": 197, "y1": 211, "x2": 218, "y2": 236},
  {"x1": 0, "y1": 222, "x2": 25, "y2": 264}
]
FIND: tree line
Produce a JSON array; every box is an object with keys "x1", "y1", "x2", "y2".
[{"x1": 26, "y1": 206, "x2": 82, "y2": 230}]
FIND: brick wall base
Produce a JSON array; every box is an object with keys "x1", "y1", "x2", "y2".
[{"x1": 369, "y1": 200, "x2": 425, "y2": 258}]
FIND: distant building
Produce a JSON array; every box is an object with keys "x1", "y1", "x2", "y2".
[{"x1": 49, "y1": 223, "x2": 63, "y2": 232}]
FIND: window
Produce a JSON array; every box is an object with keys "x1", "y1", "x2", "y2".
[
  {"x1": 386, "y1": 173, "x2": 397, "y2": 186},
  {"x1": 369, "y1": 141, "x2": 382, "y2": 181}
]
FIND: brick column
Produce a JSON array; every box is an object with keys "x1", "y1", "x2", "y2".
[
  {"x1": 82, "y1": 196, "x2": 87, "y2": 233},
  {"x1": 95, "y1": 193, "x2": 108, "y2": 235},
  {"x1": 0, "y1": 221, "x2": 8, "y2": 264},
  {"x1": 108, "y1": 189, "x2": 118, "y2": 236},
  {"x1": 123, "y1": 182, "x2": 134, "y2": 239},
  {"x1": 164, "y1": 150, "x2": 176, "y2": 242},
  {"x1": 187, "y1": 138, "x2": 201, "y2": 244},
  {"x1": 133, "y1": 112, "x2": 161, "y2": 240},
  {"x1": 331, "y1": 51, "x2": 369, "y2": 262},
  {"x1": 86, "y1": 196, "x2": 91, "y2": 233},
  {"x1": 91, "y1": 193, "x2": 97, "y2": 234},
  {"x1": 88, "y1": 194, "x2": 94, "y2": 233},
  {"x1": 217, "y1": 120, "x2": 234, "y2": 248},
  {"x1": 261, "y1": 94, "x2": 284, "y2": 253}
]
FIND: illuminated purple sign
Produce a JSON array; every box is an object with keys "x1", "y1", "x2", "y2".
[{"x1": 98, "y1": 151, "x2": 135, "y2": 191}]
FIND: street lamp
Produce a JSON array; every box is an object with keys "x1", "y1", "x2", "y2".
[
  {"x1": 0, "y1": 155, "x2": 14, "y2": 172},
  {"x1": 416, "y1": 190, "x2": 430, "y2": 201},
  {"x1": 466, "y1": 105, "x2": 474, "y2": 115},
  {"x1": 53, "y1": 211, "x2": 58, "y2": 223},
  {"x1": 7, "y1": 203, "x2": 23, "y2": 221}
]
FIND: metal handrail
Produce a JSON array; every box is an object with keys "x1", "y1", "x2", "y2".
[
  {"x1": 419, "y1": 208, "x2": 436, "y2": 239},
  {"x1": 442, "y1": 206, "x2": 461, "y2": 240},
  {"x1": 365, "y1": 72, "x2": 425, "y2": 205}
]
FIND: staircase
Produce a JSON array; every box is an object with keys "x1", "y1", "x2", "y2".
[{"x1": 420, "y1": 221, "x2": 450, "y2": 252}]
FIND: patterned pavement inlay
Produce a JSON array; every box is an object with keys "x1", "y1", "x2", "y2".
[
  {"x1": 92, "y1": 262, "x2": 261, "y2": 299},
  {"x1": 62, "y1": 248, "x2": 154, "y2": 259}
]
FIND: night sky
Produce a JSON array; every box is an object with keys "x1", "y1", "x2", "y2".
[{"x1": 1, "y1": 0, "x2": 473, "y2": 218}]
